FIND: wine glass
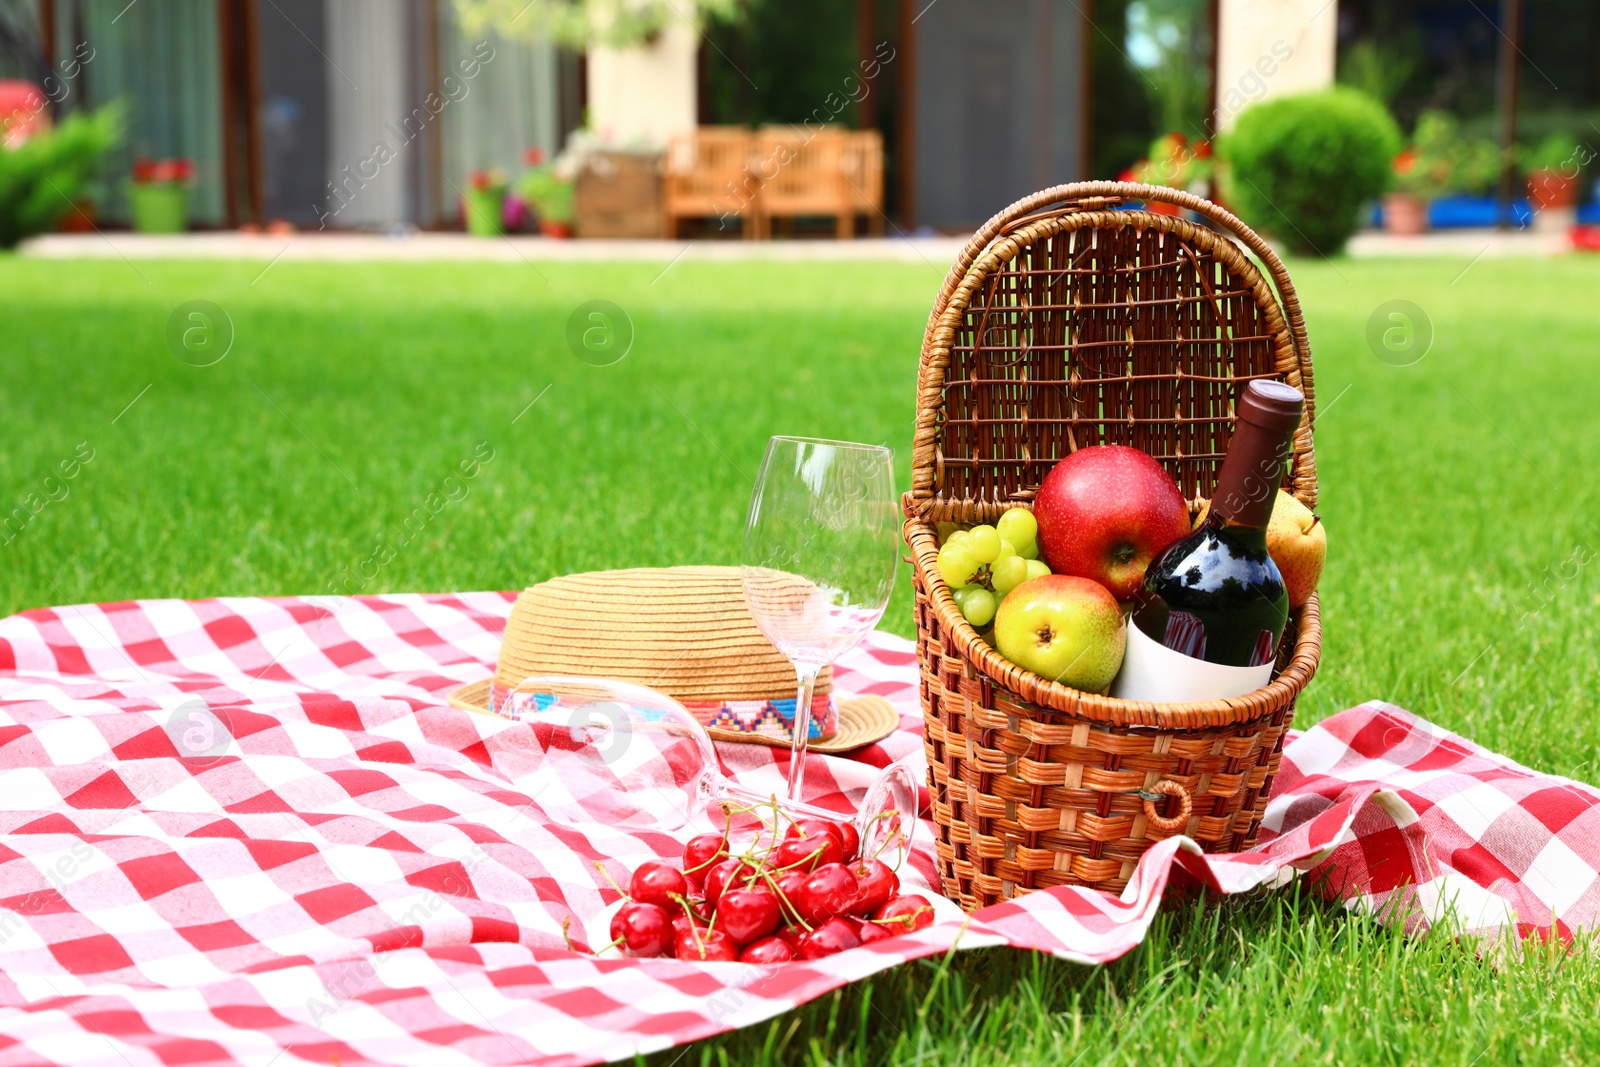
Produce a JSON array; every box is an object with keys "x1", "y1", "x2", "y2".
[
  {"x1": 741, "y1": 437, "x2": 900, "y2": 806},
  {"x1": 495, "y1": 675, "x2": 917, "y2": 864}
]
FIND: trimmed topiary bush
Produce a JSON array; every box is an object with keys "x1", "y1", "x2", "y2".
[{"x1": 1219, "y1": 88, "x2": 1400, "y2": 257}]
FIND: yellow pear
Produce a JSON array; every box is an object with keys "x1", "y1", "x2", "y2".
[{"x1": 1193, "y1": 491, "x2": 1325, "y2": 609}]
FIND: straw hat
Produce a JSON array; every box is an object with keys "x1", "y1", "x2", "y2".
[{"x1": 447, "y1": 566, "x2": 898, "y2": 753}]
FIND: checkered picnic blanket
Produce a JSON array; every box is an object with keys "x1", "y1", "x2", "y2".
[{"x1": 0, "y1": 593, "x2": 1595, "y2": 1066}]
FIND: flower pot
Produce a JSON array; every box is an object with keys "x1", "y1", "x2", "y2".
[
  {"x1": 1527, "y1": 169, "x2": 1579, "y2": 211},
  {"x1": 56, "y1": 199, "x2": 97, "y2": 233},
  {"x1": 1382, "y1": 193, "x2": 1429, "y2": 236},
  {"x1": 463, "y1": 188, "x2": 504, "y2": 237},
  {"x1": 539, "y1": 219, "x2": 574, "y2": 240},
  {"x1": 129, "y1": 182, "x2": 189, "y2": 234}
]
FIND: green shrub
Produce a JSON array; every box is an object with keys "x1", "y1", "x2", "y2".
[
  {"x1": 516, "y1": 164, "x2": 574, "y2": 224},
  {"x1": 1219, "y1": 88, "x2": 1400, "y2": 257},
  {"x1": 0, "y1": 104, "x2": 123, "y2": 250},
  {"x1": 1521, "y1": 132, "x2": 1580, "y2": 176}
]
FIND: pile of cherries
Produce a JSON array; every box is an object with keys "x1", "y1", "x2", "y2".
[{"x1": 603, "y1": 816, "x2": 935, "y2": 963}]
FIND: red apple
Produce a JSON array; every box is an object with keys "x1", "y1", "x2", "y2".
[{"x1": 1033, "y1": 445, "x2": 1190, "y2": 601}]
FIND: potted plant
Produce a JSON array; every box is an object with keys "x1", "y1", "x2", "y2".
[
  {"x1": 1523, "y1": 133, "x2": 1581, "y2": 229},
  {"x1": 128, "y1": 157, "x2": 194, "y2": 233},
  {"x1": 518, "y1": 162, "x2": 575, "y2": 239},
  {"x1": 1385, "y1": 112, "x2": 1458, "y2": 235},
  {"x1": 462, "y1": 168, "x2": 508, "y2": 237}
]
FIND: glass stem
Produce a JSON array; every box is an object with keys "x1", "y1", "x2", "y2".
[{"x1": 784, "y1": 665, "x2": 821, "y2": 803}]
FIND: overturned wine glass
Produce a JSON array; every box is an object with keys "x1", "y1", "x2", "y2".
[{"x1": 496, "y1": 675, "x2": 916, "y2": 866}]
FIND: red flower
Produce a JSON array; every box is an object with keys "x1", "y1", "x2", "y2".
[
  {"x1": 1393, "y1": 149, "x2": 1417, "y2": 175},
  {"x1": 523, "y1": 147, "x2": 544, "y2": 166}
]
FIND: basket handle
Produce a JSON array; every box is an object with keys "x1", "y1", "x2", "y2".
[
  {"x1": 926, "y1": 182, "x2": 1309, "y2": 375},
  {"x1": 1138, "y1": 779, "x2": 1193, "y2": 833},
  {"x1": 917, "y1": 181, "x2": 1318, "y2": 510}
]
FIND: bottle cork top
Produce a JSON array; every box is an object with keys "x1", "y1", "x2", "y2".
[{"x1": 1236, "y1": 380, "x2": 1305, "y2": 435}]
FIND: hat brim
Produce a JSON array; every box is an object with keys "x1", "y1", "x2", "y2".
[{"x1": 445, "y1": 678, "x2": 900, "y2": 754}]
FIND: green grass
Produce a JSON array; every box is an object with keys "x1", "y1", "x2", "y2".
[{"x1": 4, "y1": 252, "x2": 1599, "y2": 1063}]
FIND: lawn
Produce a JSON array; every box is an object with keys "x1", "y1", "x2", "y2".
[{"x1": 3, "y1": 251, "x2": 1599, "y2": 1064}]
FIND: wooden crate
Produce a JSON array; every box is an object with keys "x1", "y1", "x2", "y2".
[{"x1": 575, "y1": 152, "x2": 663, "y2": 239}]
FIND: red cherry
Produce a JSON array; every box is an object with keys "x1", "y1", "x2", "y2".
[
  {"x1": 775, "y1": 924, "x2": 806, "y2": 952},
  {"x1": 833, "y1": 822, "x2": 861, "y2": 863},
  {"x1": 793, "y1": 863, "x2": 857, "y2": 925},
  {"x1": 739, "y1": 935, "x2": 797, "y2": 963},
  {"x1": 672, "y1": 911, "x2": 709, "y2": 939},
  {"x1": 716, "y1": 886, "x2": 781, "y2": 945},
  {"x1": 856, "y1": 918, "x2": 895, "y2": 944},
  {"x1": 628, "y1": 861, "x2": 688, "y2": 910},
  {"x1": 674, "y1": 926, "x2": 738, "y2": 962},
  {"x1": 873, "y1": 894, "x2": 935, "y2": 933},
  {"x1": 681, "y1": 833, "x2": 729, "y2": 886},
  {"x1": 773, "y1": 870, "x2": 808, "y2": 909},
  {"x1": 774, "y1": 832, "x2": 841, "y2": 873},
  {"x1": 787, "y1": 818, "x2": 861, "y2": 864},
  {"x1": 847, "y1": 859, "x2": 899, "y2": 917},
  {"x1": 609, "y1": 901, "x2": 671, "y2": 957},
  {"x1": 797, "y1": 917, "x2": 861, "y2": 959},
  {"x1": 705, "y1": 857, "x2": 757, "y2": 908}
]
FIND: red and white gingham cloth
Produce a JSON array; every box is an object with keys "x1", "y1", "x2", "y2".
[{"x1": 0, "y1": 593, "x2": 1594, "y2": 1066}]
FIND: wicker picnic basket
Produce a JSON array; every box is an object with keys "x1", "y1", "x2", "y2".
[{"x1": 905, "y1": 182, "x2": 1323, "y2": 907}]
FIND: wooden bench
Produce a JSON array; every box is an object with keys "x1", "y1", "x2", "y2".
[{"x1": 662, "y1": 127, "x2": 760, "y2": 239}]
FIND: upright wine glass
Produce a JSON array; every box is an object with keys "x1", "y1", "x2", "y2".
[{"x1": 741, "y1": 436, "x2": 900, "y2": 805}]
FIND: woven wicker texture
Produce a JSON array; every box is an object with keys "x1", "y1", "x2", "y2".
[
  {"x1": 488, "y1": 566, "x2": 832, "y2": 702},
  {"x1": 906, "y1": 183, "x2": 1323, "y2": 905}
]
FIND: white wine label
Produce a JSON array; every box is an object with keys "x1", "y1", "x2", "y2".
[{"x1": 1110, "y1": 617, "x2": 1274, "y2": 703}]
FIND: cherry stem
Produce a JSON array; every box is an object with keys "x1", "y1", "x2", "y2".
[
  {"x1": 760, "y1": 869, "x2": 813, "y2": 932},
  {"x1": 593, "y1": 860, "x2": 628, "y2": 898}
]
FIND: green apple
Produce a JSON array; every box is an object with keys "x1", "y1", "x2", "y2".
[{"x1": 994, "y1": 575, "x2": 1125, "y2": 693}]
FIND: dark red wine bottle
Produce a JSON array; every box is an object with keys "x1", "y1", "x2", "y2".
[{"x1": 1130, "y1": 381, "x2": 1305, "y2": 668}]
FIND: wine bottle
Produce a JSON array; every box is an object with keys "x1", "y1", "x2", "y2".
[{"x1": 1111, "y1": 380, "x2": 1305, "y2": 703}]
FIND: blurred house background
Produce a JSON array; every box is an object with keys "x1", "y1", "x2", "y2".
[{"x1": 1, "y1": 0, "x2": 1598, "y2": 233}]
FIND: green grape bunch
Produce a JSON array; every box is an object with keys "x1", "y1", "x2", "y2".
[{"x1": 934, "y1": 508, "x2": 1052, "y2": 634}]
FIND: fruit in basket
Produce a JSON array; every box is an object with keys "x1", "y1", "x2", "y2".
[
  {"x1": 951, "y1": 585, "x2": 996, "y2": 627},
  {"x1": 993, "y1": 575, "x2": 1126, "y2": 692},
  {"x1": 1193, "y1": 490, "x2": 1325, "y2": 609},
  {"x1": 1033, "y1": 446, "x2": 1190, "y2": 601},
  {"x1": 996, "y1": 508, "x2": 1038, "y2": 553},
  {"x1": 965, "y1": 524, "x2": 1003, "y2": 564},
  {"x1": 990, "y1": 555, "x2": 1030, "y2": 598},
  {"x1": 936, "y1": 509, "x2": 1051, "y2": 628},
  {"x1": 937, "y1": 541, "x2": 981, "y2": 588}
]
